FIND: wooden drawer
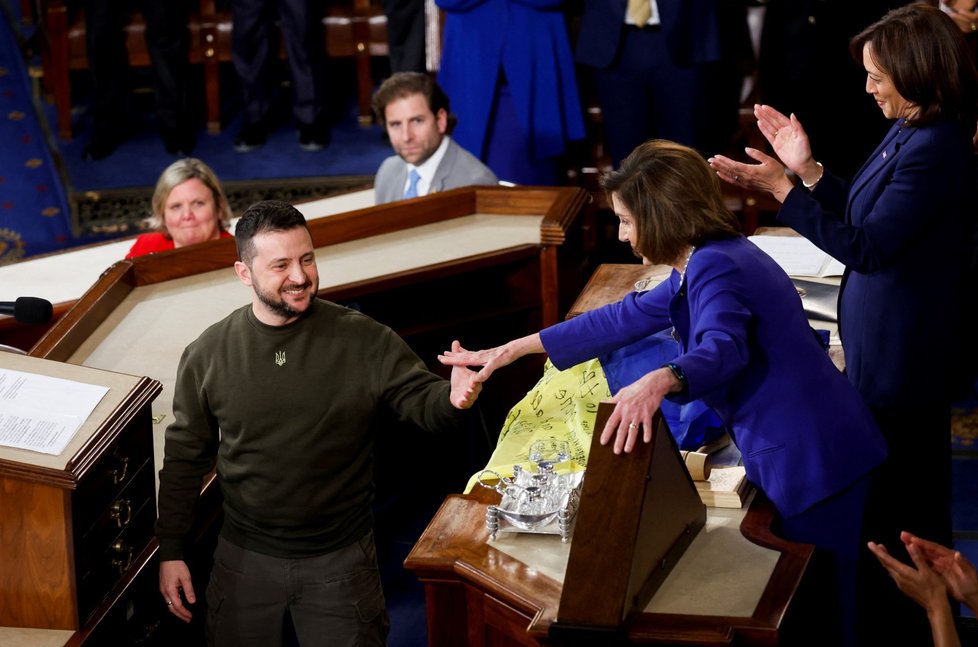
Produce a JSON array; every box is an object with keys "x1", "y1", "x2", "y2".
[
  {"x1": 74, "y1": 460, "x2": 155, "y2": 594},
  {"x1": 73, "y1": 423, "x2": 153, "y2": 541},
  {"x1": 76, "y1": 485, "x2": 157, "y2": 623}
]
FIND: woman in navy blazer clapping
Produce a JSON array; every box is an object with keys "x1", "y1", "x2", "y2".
[{"x1": 709, "y1": 4, "x2": 978, "y2": 643}]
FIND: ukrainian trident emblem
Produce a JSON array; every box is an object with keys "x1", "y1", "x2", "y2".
[{"x1": 275, "y1": 351, "x2": 286, "y2": 366}]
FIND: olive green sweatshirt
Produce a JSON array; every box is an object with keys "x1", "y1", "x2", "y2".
[{"x1": 156, "y1": 299, "x2": 465, "y2": 560}]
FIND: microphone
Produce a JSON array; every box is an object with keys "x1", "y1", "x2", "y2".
[{"x1": 0, "y1": 297, "x2": 54, "y2": 324}]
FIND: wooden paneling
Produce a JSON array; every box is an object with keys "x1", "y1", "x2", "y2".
[{"x1": 0, "y1": 479, "x2": 76, "y2": 629}]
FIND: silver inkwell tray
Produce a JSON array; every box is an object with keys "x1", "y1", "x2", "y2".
[{"x1": 477, "y1": 439, "x2": 585, "y2": 543}]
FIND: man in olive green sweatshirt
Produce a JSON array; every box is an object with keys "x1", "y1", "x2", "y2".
[{"x1": 155, "y1": 200, "x2": 481, "y2": 646}]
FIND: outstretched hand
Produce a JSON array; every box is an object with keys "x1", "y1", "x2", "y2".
[
  {"x1": 447, "y1": 340, "x2": 483, "y2": 409},
  {"x1": 438, "y1": 332, "x2": 543, "y2": 387}
]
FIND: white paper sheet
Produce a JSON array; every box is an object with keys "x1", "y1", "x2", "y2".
[
  {"x1": 750, "y1": 235, "x2": 845, "y2": 277},
  {"x1": 0, "y1": 368, "x2": 109, "y2": 455}
]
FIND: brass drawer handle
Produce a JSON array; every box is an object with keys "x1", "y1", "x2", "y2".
[
  {"x1": 110, "y1": 499, "x2": 132, "y2": 528},
  {"x1": 111, "y1": 541, "x2": 133, "y2": 574},
  {"x1": 109, "y1": 455, "x2": 129, "y2": 485}
]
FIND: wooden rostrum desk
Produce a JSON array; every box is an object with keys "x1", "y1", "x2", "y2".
[
  {"x1": 0, "y1": 353, "x2": 162, "y2": 636},
  {"x1": 5, "y1": 185, "x2": 587, "y2": 645},
  {"x1": 404, "y1": 263, "x2": 814, "y2": 646}
]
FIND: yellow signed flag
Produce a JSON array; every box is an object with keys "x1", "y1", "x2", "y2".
[{"x1": 464, "y1": 358, "x2": 611, "y2": 493}]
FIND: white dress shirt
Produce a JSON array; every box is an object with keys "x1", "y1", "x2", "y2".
[{"x1": 403, "y1": 135, "x2": 451, "y2": 197}]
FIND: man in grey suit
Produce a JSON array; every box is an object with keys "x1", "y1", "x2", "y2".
[{"x1": 372, "y1": 72, "x2": 498, "y2": 204}]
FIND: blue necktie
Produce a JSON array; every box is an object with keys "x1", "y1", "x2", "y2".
[{"x1": 404, "y1": 169, "x2": 421, "y2": 199}]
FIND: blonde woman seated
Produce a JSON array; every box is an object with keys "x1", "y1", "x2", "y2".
[{"x1": 126, "y1": 158, "x2": 233, "y2": 259}]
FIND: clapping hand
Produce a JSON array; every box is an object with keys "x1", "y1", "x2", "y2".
[
  {"x1": 753, "y1": 104, "x2": 817, "y2": 176},
  {"x1": 708, "y1": 105, "x2": 823, "y2": 204},
  {"x1": 867, "y1": 539, "x2": 951, "y2": 614},
  {"x1": 903, "y1": 531, "x2": 978, "y2": 614}
]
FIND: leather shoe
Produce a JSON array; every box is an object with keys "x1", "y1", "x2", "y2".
[
  {"x1": 162, "y1": 127, "x2": 196, "y2": 156},
  {"x1": 234, "y1": 119, "x2": 267, "y2": 152},
  {"x1": 82, "y1": 132, "x2": 124, "y2": 161},
  {"x1": 298, "y1": 120, "x2": 330, "y2": 152}
]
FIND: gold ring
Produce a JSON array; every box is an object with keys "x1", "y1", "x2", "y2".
[
  {"x1": 971, "y1": 22, "x2": 976, "y2": 31},
  {"x1": 628, "y1": 423, "x2": 638, "y2": 430}
]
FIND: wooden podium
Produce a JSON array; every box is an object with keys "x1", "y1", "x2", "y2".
[
  {"x1": 549, "y1": 405, "x2": 706, "y2": 642},
  {"x1": 404, "y1": 471, "x2": 811, "y2": 646},
  {"x1": 0, "y1": 353, "x2": 161, "y2": 633}
]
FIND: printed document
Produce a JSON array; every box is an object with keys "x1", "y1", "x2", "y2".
[{"x1": 0, "y1": 368, "x2": 109, "y2": 455}]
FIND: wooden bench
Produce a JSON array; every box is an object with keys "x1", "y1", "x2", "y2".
[{"x1": 38, "y1": 0, "x2": 389, "y2": 140}]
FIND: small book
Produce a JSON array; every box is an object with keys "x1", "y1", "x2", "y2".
[{"x1": 694, "y1": 466, "x2": 751, "y2": 509}]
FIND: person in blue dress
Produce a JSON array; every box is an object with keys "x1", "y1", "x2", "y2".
[{"x1": 436, "y1": 0, "x2": 586, "y2": 185}]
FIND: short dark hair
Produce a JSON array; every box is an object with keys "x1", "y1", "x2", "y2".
[
  {"x1": 601, "y1": 140, "x2": 742, "y2": 266},
  {"x1": 850, "y1": 3, "x2": 978, "y2": 130},
  {"x1": 371, "y1": 72, "x2": 458, "y2": 134},
  {"x1": 235, "y1": 200, "x2": 308, "y2": 266}
]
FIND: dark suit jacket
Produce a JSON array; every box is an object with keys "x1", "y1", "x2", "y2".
[
  {"x1": 575, "y1": 0, "x2": 721, "y2": 70},
  {"x1": 540, "y1": 236, "x2": 886, "y2": 518},
  {"x1": 374, "y1": 137, "x2": 499, "y2": 204},
  {"x1": 779, "y1": 118, "x2": 976, "y2": 408}
]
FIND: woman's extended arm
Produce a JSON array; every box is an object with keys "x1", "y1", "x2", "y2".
[{"x1": 438, "y1": 333, "x2": 545, "y2": 386}]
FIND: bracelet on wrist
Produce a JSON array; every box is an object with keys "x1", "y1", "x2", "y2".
[
  {"x1": 662, "y1": 362, "x2": 688, "y2": 392},
  {"x1": 802, "y1": 162, "x2": 824, "y2": 190}
]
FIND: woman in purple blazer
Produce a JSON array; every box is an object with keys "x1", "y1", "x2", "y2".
[{"x1": 441, "y1": 140, "x2": 886, "y2": 647}]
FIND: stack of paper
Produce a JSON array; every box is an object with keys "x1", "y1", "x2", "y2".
[
  {"x1": 694, "y1": 466, "x2": 751, "y2": 508},
  {"x1": 750, "y1": 235, "x2": 845, "y2": 278}
]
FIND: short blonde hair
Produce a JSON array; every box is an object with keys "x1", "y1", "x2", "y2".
[{"x1": 149, "y1": 158, "x2": 232, "y2": 238}]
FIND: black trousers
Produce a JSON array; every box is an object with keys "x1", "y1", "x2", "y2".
[
  {"x1": 379, "y1": 0, "x2": 426, "y2": 73},
  {"x1": 80, "y1": 0, "x2": 192, "y2": 136},
  {"x1": 230, "y1": 0, "x2": 325, "y2": 126},
  {"x1": 206, "y1": 534, "x2": 389, "y2": 647}
]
